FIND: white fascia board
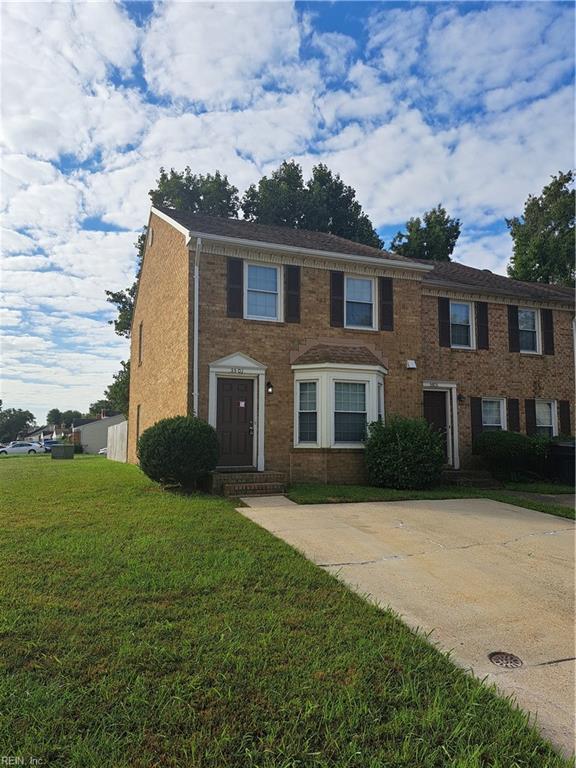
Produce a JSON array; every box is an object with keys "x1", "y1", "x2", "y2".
[
  {"x1": 150, "y1": 207, "x2": 432, "y2": 273},
  {"x1": 292, "y1": 362, "x2": 388, "y2": 374}
]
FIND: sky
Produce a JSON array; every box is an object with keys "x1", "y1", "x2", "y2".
[{"x1": 1, "y1": 1, "x2": 574, "y2": 425}]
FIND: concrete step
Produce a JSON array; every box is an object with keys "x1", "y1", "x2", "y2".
[{"x1": 222, "y1": 482, "x2": 286, "y2": 497}]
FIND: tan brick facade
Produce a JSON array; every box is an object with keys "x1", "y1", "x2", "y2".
[{"x1": 128, "y1": 211, "x2": 575, "y2": 481}]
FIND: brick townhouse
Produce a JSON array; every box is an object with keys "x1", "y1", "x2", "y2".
[{"x1": 127, "y1": 206, "x2": 574, "y2": 486}]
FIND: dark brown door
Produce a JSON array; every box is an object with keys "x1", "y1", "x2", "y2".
[
  {"x1": 216, "y1": 378, "x2": 254, "y2": 467},
  {"x1": 423, "y1": 390, "x2": 448, "y2": 460}
]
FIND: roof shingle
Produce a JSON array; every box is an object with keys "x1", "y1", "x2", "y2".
[{"x1": 292, "y1": 344, "x2": 386, "y2": 367}]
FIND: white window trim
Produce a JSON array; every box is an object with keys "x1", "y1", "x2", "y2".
[
  {"x1": 244, "y1": 262, "x2": 283, "y2": 322},
  {"x1": 449, "y1": 300, "x2": 475, "y2": 350},
  {"x1": 519, "y1": 307, "x2": 542, "y2": 355},
  {"x1": 423, "y1": 380, "x2": 460, "y2": 469},
  {"x1": 292, "y1": 364, "x2": 385, "y2": 449},
  {"x1": 344, "y1": 275, "x2": 378, "y2": 331},
  {"x1": 481, "y1": 397, "x2": 507, "y2": 430},
  {"x1": 535, "y1": 399, "x2": 558, "y2": 437},
  {"x1": 296, "y1": 379, "x2": 319, "y2": 446}
]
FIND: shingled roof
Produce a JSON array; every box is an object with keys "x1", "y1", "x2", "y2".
[
  {"x1": 292, "y1": 344, "x2": 386, "y2": 368},
  {"x1": 153, "y1": 206, "x2": 415, "y2": 264},
  {"x1": 424, "y1": 261, "x2": 574, "y2": 306}
]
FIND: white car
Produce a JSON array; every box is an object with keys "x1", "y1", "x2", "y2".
[
  {"x1": 0, "y1": 441, "x2": 43, "y2": 455},
  {"x1": 98, "y1": 447, "x2": 107, "y2": 456}
]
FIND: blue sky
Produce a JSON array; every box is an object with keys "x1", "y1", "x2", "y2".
[{"x1": 1, "y1": 1, "x2": 574, "y2": 424}]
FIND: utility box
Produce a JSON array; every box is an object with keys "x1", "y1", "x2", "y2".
[{"x1": 51, "y1": 444, "x2": 74, "y2": 460}]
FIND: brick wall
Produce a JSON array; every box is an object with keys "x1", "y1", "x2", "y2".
[{"x1": 127, "y1": 214, "x2": 191, "y2": 463}]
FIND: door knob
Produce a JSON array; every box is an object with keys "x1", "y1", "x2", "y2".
[{"x1": 249, "y1": 420, "x2": 254, "y2": 436}]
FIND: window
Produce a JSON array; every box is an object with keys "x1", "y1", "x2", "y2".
[
  {"x1": 519, "y1": 308, "x2": 539, "y2": 353},
  {"x1": 298, "y1": 382, "x2": 317, "y2": 443},
  {"x1": 335, "y1": 382, "x2": 367, "y2": 443},
  {"x1": 345, "y1": 277, "x2": 374, "y2": 329},
  {"x1": 535, "y1": 400, "x2": 556, "y2": 438},
  {"x1": 138, "y1": 322, "x2": 143, "y2": 365},
  {"x1": 450, "y1": 301, "x2": 473, "y2": 348},
  {"x1": 482, "y1": 398, "x2": 505, "y2": 431},
  {"x1": 245, "y1": 264, "x2": 280, "y2": 321},
  {"x1": 136, "y1": 404, "x2": 141, "y2": 440},
  {"x1": 377, "y1": 382, "x2": 384, "y2": 421}
]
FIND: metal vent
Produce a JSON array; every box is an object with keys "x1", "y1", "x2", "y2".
[{"x1": 488, "y1": 651, "x2": 523, "y2": 668}]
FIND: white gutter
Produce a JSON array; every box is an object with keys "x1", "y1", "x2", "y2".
[
  {"x1": 151, "y1": 206, "x2": 432, "y2": 273},
  {"x1": 192, "y1": 237, "x2": 202, "y2": 416}
]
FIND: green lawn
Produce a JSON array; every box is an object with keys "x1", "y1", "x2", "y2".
[
  {"x1": 503, "y1": 481, "x2": 574, "y2": 495},
  {"x1": 287, "y1": 483, "x2": 575, "y2": 520},
  {"x1": 0, "y1": 458, "x2": 571, "y2": 767}
]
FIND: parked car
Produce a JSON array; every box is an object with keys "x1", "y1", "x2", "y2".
[
  {"x1": 41, "y1": 439, "x2": 60, "y2": 453},
  {"x1": 0, "y1": 441, "x2": 43, "y2": 455},
  {"x1": 98, "y1": 447, "x2": 107, "y2": 456}
]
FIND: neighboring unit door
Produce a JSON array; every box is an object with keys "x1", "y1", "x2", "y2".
[
  {"x1": 216, "y1": 378, "x2": 254, "y2": 467},
  {"x1": 423, "y1": 390, "x2": 448, "y2": 461}
]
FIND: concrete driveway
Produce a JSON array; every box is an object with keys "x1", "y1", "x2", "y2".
[{"x1": 239, "y1": 497, "x2": 575, "y2": 756}]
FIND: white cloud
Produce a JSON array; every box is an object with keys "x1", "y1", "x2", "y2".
[{"x1": 453, "y1": 231, "x2": 512, "y2": 275}]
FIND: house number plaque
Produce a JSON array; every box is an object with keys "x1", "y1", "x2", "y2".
[{"x1": 230, "y1": 367, "x2": 244, "y2": 374}]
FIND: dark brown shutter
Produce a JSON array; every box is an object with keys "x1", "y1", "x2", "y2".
[
  {"x1": 284, "y1": 265, "x2": 300, "y2": 323},
  {"x1": 559, "y1": 400, "x2": 571, "y2": 436},
  {"x1": 227, "y1": 257, "x2": 243, "y2": 318},
  {"x1": 475, "y1": 301, "x2": 489, "y2": 349},
  {"x1": 470, "y1": 397, "x2": 483, "y2": 449},
  {"x1": 330, "y1": 271, "x2": 344, "y2": 327},
  {"x1": 508, "y1": 305, "x2": 520, "y2": 352},
  {"x1": 438, "y1": 297, "x2": 451, "y2": 347},
  {"x1": 525, "y1": 399, "x2": 537, "y2": 436},
  {"x1": 541, "y1": 309, "x2": 555, "y2": 355},
  {"x1": 379, "y1": 277, "x2": 394, "y2": 331},
  {"x1": 507, "y1": 398, "x2": 520, "y2": 432}
]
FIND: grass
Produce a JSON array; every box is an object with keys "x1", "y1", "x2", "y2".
[
  {"x1": 0, "y1": 458, "x2": 572, "y2": 768},
  {"x1": 503, "y1": 481, "x2": 574, "y2": 495},
  {"x1": 287, "y1": 484, "x2": 575, "y2": 520}
]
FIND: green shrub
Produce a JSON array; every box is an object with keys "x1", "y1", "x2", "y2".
[
  {"x1": 137, "y1": 416, "x2": 219, "y2": 488},
  {"x1": 365, "y1": 417, "x2": 445, "y2": 489},
  {"x1": 473, "y1": 430, "x2": 550, "y2": 481}
]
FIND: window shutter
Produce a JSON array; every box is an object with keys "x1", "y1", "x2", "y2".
[
  {"x1": 475, "y1": 301, "x2": 489, "y2": 349},
  {"x1": 541, "y1": 309, "x2": 555, "y2": 355},
  {"x1": 470, "y1": 397, "x2": 483, "y2": 450},
  {"x1": 379, "y1": 277, "x2": 394, "y2": 331},
  {"x1": 525, "y1": 399, "x2": 536, "y2": 436},
  {"x1": 284, "y1": 265, "x2": 300, "y2": 323},
  {"x1": 559, "y1": 400, "x2": 571, "y2": 436},
  {"x1": 330, "y1": 271, "x2": 344, "y2": 327},
  {"x1": 438, "y1": 298, "x2": 451, "y2": 347},
  {"x1": 227, "y1": 257, "x2": 243, "y2": 318},
  {"x1": 508, "y1": 305, "x2": 520, "y2": 352},
  {"x1": 507, "y1": 398, "x2": 520, "y2": 432}
]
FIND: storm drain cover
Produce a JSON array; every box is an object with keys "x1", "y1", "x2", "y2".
[{"x1": 488, "y1": 651, "x2": 523, "y2": 669}]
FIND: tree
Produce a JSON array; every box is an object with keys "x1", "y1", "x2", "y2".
[
  {"x1": 0, "y1": 402, "x2": 35, "y2": 443},
  {"x1": 46, "y1": 408, "x2": 63, "y2": 426},
  {"x1": 507, "y1": 171, "x2": 575, "y2": 286},
  {"x1": 60, "y1": 410, "x2": 83, "y2": 427},
  {"x1": 89, "y1": 399, "x2": 113, "y2": 416},
  {"x1": 104, "y1": 361, "x2": 130, "y2": 417},
  {"x1": 242, "y1": 160, "x2": 307, "y2": 229},
  {"x1": 390, "y1": 205, "x2": 461, "y2": 261}
]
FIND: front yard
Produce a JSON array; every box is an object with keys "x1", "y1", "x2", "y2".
[{"x1": 0, "y1": 457, "x2": 571, "y2": 767}]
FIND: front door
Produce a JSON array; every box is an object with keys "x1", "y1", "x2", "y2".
[
  {"x1": 216, "y1": 378, "x2": 254, "y2": 467},
  {"x1": 423, "y1": 390, "x2": 448, "y2": 461}
]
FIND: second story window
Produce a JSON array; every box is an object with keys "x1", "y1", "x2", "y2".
[
  {"x1": 245, "y1": 264, "x2": 280, "y2": 321},
  {"x1": 345, "y1": 277, "x2": 375, "y2": 329},
  {"x1": 518, "y1": 308, "x2": 539, "y2": 353},
  {"x1": 450, "y1": 301, "x2": 473, "y2": 348}
]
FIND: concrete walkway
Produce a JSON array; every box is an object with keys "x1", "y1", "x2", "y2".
[{"x1": 238, "y1": 497, "x2": 575, "y2": 756}]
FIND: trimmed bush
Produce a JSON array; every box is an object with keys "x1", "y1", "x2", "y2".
[
  {"x1": 365, "y1": 417, "x2": 444, "y2": 490},
  {"x1": 137, "y1": 416, "x2": 219, "y2": 488},
  {"x1": 473, "y1": 430, "x2": 549, "y2": 481}
]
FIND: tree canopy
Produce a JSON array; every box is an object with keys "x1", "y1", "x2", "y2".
[
  {"x1": 46, "y1": 408, "x2": 63, "y2": 426},
  {"x1": 0, "y1": 401, "x2": 36, "y2": 443},
  {"x1": 104, "y1": 361, "x2": 130, "y2": 418},
  {"x1": 390, "y1": 205, "x2": 461, "y2": 261},
  {"x1": 506, "y1": 171, "x2": 575, "y2": 286},
  {"x1": 88, "y1": 399, "x2": 113, "y2": 416}
]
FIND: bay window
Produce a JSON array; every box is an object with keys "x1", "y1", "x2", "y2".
[
  {"x1": 334, "y1": 382, "x2": 367, "y2": 443},
  {"x1": 297, "y1": 382, "x2": 318, "y2": 443}
]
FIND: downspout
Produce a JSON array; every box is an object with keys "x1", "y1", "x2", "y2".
[{"x1": 192, "y1": 237, "x2": 202, "y2": 416}]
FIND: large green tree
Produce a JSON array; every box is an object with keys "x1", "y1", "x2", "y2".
[
  {"x1": 104, "y1": 361, "x2": 130, "y2": 418},
  {"x1": 0, "y1": 401, "x2": 36, "y2": 443},
  {"x1": 46, "y1": 408, "x2": 63, "y2": 426},
  {"x1": 88, "y1": 399, "x2": 113, "y2": 416},
  {"x1": 390, "y1": 205, "x2": 461, "y2": 261},
  {"x1": 507, "y1": 171, "x2": 575, "y2": 286}
]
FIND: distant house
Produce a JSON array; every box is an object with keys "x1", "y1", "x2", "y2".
[{"x1": 72, "y1": 414, "x2": 124, "y2": 454}]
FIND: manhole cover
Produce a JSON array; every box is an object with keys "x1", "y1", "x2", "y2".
[{"x1": 488, "y1": 651, "x2": 523, "y2": 668}]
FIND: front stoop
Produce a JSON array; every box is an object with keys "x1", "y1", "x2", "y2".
[
  {"x1": 211, "y1": 471, "x2": 287, "y2": 497},
  {"x1": 442, "y1": 469, "x2": 501, "y2": 489}
]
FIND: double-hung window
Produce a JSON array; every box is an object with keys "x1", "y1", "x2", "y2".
[
  {"x1": 245, "y1": 264, "x2": 280, "y2": 321},
  {"x1": 345, "y1": 277, "x2": 374, "y2": 329},
  {"x1": 535, "y1": 400, "x2": 556, "y2": 438},
  {"x1": 298, "y1": 382, "x2": 317, "y2": 443},
  {"x1": 518, "y1": 308, "x2": 539, "y2": 353},
  {"x1": 482, "y1": 398, "x2": 505, "y2": 431},
  {"x1": 450, "y1": 301, "x2": 473, "y2": 348},
  {"x1": 334, "y1": 382, "x2": 367, "y2": 443}
]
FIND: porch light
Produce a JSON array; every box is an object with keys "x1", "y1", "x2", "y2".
[
  {"x1": 457, "y1": 394, "x2": 465, "y2": 403},
  {"x1": 266, "y1": 381, "x2": 274, "y2": 394}
]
